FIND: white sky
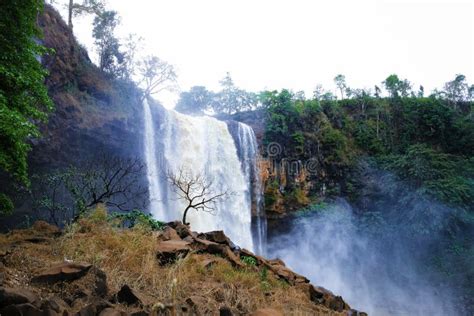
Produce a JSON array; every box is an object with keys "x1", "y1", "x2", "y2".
[{"x1": 56, "y1": 0, "x2": 474, "y2": 108}]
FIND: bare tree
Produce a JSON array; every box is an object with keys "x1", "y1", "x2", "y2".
[
  {"x1": 166, "y1": 168, "x2": 228, "y2": 225},
  {"x1": 66, "y1": 155, "x2": 147, "y2": 217},
  {"x1": 137, "y1": 55, "x2": 178, "y2": 100}
]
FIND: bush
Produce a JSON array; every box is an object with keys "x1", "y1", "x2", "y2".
[
  {"x1": 110, "y1": 209, "x2": 165, "y2": 231},
  {"x1": 0, "y1": 193, "x2": 14, "y2": 216}
]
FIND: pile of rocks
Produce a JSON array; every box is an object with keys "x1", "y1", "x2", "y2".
[{"x1": 0, "y1": 220, "x2": 367, "y2": 315}]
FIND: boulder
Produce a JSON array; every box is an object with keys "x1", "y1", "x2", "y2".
[
  {"x1": 0, "y1": 287, "x2": 39, "y2": 308},
  {"x1": 304, "y1": 284, "x2": 351, "y2": 312},
  {"x1": 31, "y1": 262, "x2": 92, "y2": 284},
  {"x1": 200, "y1": 242, "x2": 243, "y2": 268},
  {"x1": 99, "y1": 307, "x2": 127, "y2": 316},
  {"x1": 40, "y1": 297, "x2": 68, "y2": 316},
  {"x1": 195, "y1": 255, "x2": 218, "y2": 269},
  {"x1": 197, "y1": 231, "x2": 231, "y2": 245},
  {"x1": 250, "y1": 308, "x2": 284, "y2": 316},
  {"x1": 264, "y1": 261, "x2": 308, "y2": 285},
  {"x1": 166, "y1": 221, "x2": 191, "y2": 239},
  {"x1": 156, "y1": 240, "x2": 191, "y2": 265},
  {"x1": 0, "y1": 303, "x2": 43, "y2": 316},
  {"x1": 160, "y1": 227, "x2": 181, "y2": 241},
  {"x1": 116, "y1": 284, "x2": 143, "y2": 306},
  {"x1": 76, "y1": 300, "x2": 113, "y2": 316}
]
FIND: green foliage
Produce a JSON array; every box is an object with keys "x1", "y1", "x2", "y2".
[
  {"x1": 175, "y1": 86, "x2": 214, "y2": 115},
  {"x1": 241, "y1": 255, "x2": 257, "y2": 266},
  {"x1": 110, "y1": 210, "x2": 165, "y2": 231},
  {"x1": 0, "y1": 0, "x2": 53, "y2": 186},
  {"x1": 176, "y1": 73, "x2": 256, "y2": 115},
  {"x1": 264, "y1": 180, "x2": 279, "y2": 207},
  {"x1": 380, "y1": 144, "x2": 474, "y2": 206},
  {"x1": 0, "y1": 193, "x2": 14, "y2": 216},
  {"x1": 92, "y1": 10, "x2": 123, "y2": 76}
]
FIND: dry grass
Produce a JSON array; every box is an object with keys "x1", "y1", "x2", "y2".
[{"x1": 0, "y1": 207, "x2": 346, "y2": 315}]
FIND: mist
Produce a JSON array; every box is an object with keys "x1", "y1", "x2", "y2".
[{"x1": 267, "y1": 166, "x2": 464, "y2": 315}]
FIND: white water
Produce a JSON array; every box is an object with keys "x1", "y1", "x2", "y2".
[
  {"x1": 143, "y1": 101, "x2": 257, "y2": 251},
  {"x1": 235, "y1": 123, "x2": 266, "y2": 255},
  {"x1": 143, "y1": 99, "x2": 161, "y2": 217}
]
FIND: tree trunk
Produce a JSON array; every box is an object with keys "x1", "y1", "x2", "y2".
[
  {"x1": 182, "y1": 206, "x2": 191, "y2": 225},
  {"x1": 68, "y1": 0, "x2": 74, "y2": 29}
]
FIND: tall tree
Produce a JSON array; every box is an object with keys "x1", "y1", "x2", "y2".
[
  {"x1": 0, "y1": 0, "x2": 53, "y2": 214},
  {"x1": 92, "y1": 10, "x2": 123, "y2": 76},
  {"x1": 443, "y1": 74, "x2": 471, "y2": 110},
  {"x1": 334, "y1": 74, "x2": 347, "y2": 100},
  {"x1": 175, "y1": 86, "x2": 214, "y2": 115},
  {"x1": 214, "y1": 72, "x2": 255, "y2": 114},
  {"x1": 383, "y1": 74, "x2": 411, "y2": 98},
  {"x1": 137, "y1": 55, "x2": 177, "y2": 99},
  {"x1": 67, "y1": 0, "x2": 105, "y2": 29}
]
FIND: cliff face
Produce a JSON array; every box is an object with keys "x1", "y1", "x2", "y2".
[
  {"x1": 0, "y1": 6, "x2": 146, "y2": 229},
  {"x1": 32, "y1": 5, "x2": 144, "y2": 170},
  {"x1": 229, "y1": 111, "x2": 348, "y2": 218}
]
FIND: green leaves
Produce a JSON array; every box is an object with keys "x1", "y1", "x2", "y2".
[{"x1": 0, "y1": 0, "x2": 53, "y2": 197}]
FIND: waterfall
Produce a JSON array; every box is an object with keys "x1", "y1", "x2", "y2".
[
  {"x1": 143, "y1": 100, "x2": 260, "y2": 251},
  {"x1": 143, "y1": 99, "x2": 162, "y2": 218},
  {"x1": 233, "y1": 122, "x2": 267, "y2": 255}
]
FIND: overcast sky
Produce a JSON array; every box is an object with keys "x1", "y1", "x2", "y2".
[{"x1": 63, "y1": 0, "x2": 473, "y2": 108}]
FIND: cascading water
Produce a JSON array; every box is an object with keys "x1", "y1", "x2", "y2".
[
  {"x1": 143, "y1": 99, "x2": 161, "y2": 217},
  {"x1": 143, "y1": 100, "x2": 263, "y2": 251},
  {"x1": 233, "y1": 122, "x2": 267, "y2": 255}
]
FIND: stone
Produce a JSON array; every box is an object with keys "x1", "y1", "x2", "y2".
[
  {"x1": 219, "y1": 306, "x2": 233, "y2": 316},
  {"x1": 161, "y1": 227, "x2": 181, "y2": 241},
  {"x1": 91, "y1": 267, "x2": 108, "y2": 298},
  {"x1": 0, "y1": 303, "x2": 43, "y2": 316},
  {"x1": 99, "y1": 307, "x2": 127, "y2": 316},
  {"x1": 264, "y1": 261, "x2": 308, "y2": 285},
  {"x1": 174, "y1": 223, "x2": 191, "y2": 239},
  {"x1": 250, "y1": 308, "x2": 284, "y2": 316},
  {"x1": 40, "y1": 297, "x2": 68, "y2": 316},
  {"x1": 198, "y1": 231, "x2": 231, "y2": 244},
  {"x1": 0, "y1": 287, "x2": 39, "y2": 308},
  {"x1": 156, "y1": 240, "x2": 191, "y2": 265},
  {"x1": 306, "y1": 284, "x2": 350, "y2": 312},
  {"x1": 116, "y1": 284, "x2": 143, "y2": 306},
  {"x1": 196, "y1": 255, "x2": 218, "y2": 269},
  {"x1": 76, "y1": 300, "x2": 112, "y2": 316},
  {"x1": 201, "y1": 242, "x2": 244, "y2": 268},
  {"x1": 31, "y1": 262, "x2": 92, "y2": 284}
]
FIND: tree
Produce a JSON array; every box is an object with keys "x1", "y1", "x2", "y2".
[
  {"x1": 166, "y1": 168, "x2": 228, "y2": 225},
  {"x1": 213, "y1": 72, "x2": 256, "y2": 114},
  {"x1": 443, "y1": 74, "x2": 471, "y2": 110},
  {"x1": 137, "y1": 55, "x2": 177, "y2": 100},
  {"x1": 383, "y1": 74, "x2": 412, "y2": 98},
  {"x1": 313, "y1": 84, "x2": 335, "y2": 101},
  {"x1": 0, "y1": 0, "x2": 53, "y2": 213},
  {"x1": 334, "y1": 74, "x2": 347, "y2": 100},
  {"x1": 67, "y1": 0, "x2": 105, "y2": 29},
  {"x1": 175, "y1": 86, "x2": 214, "y2": 115},
  {"x1": 92, "y1": 10, "x2": 123, "y2": 76}
]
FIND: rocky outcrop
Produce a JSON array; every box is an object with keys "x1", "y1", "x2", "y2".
[{"x1": 0, "y1": 221, "x2": 366, "y2": 315}]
